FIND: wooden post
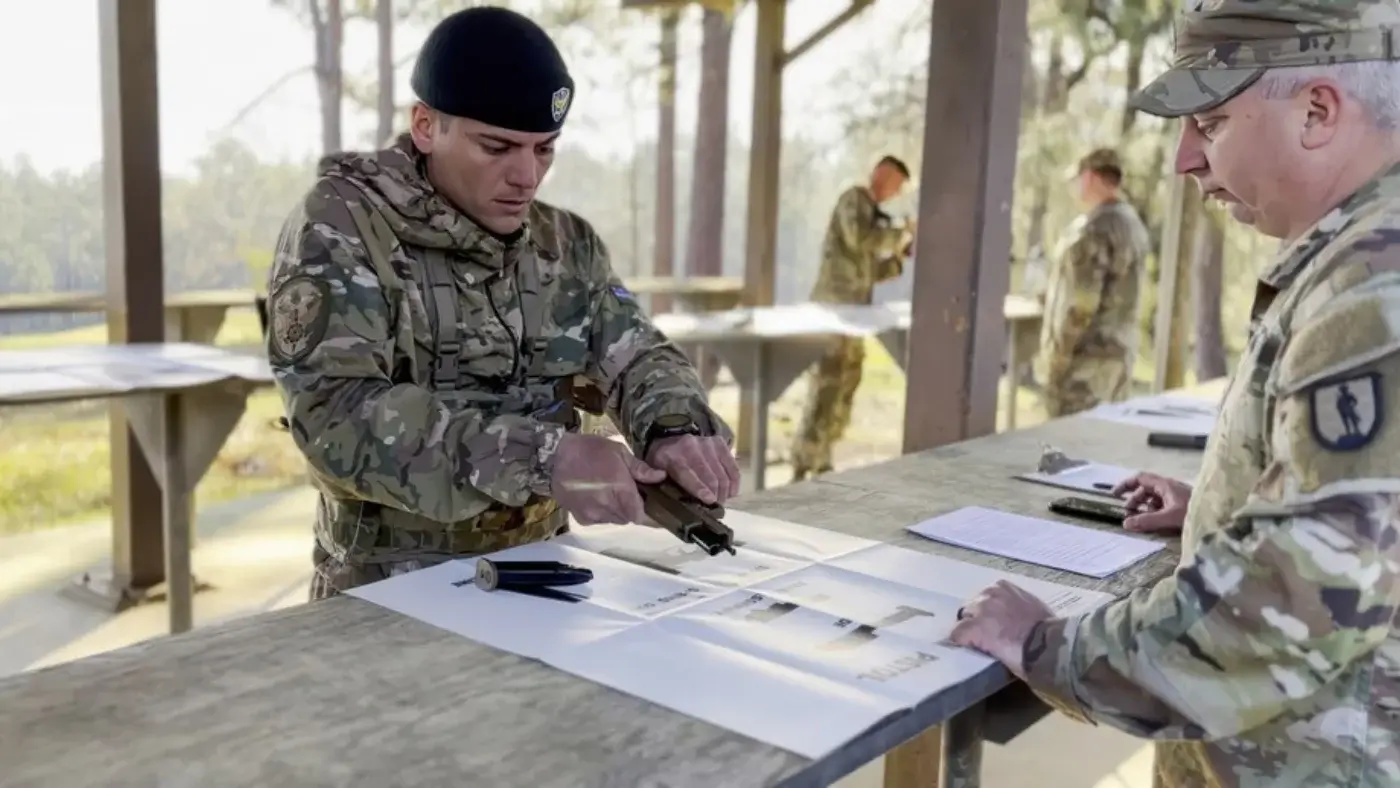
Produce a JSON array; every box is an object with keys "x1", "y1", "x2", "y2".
[
  {"x1": 899, "y1": 0, "x2": 1027, "y2": 456},
  {"x1": 81, "y1": 0, "x2": 168, "y2": 610},
  {"x1": 653, "y1": 10, "x2": 679, "y2": 315},
  {"x1": 1153, "y1": 171, "x2": 1198, "y2": 393},
  {"x1": 735, "y1": 0, "x2": 785, "y2": 459}
]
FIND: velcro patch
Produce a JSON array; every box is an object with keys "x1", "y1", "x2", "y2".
[
  {"x1": 268, "y1": 275, "x2": 331, "y2": 364},
  {"x1": 1308, "y1": 371, "x2": 1384, "y2": 452}
]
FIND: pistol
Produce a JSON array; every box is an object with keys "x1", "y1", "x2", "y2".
[{"x1": 637, "y1": 478, "x2": 737, "y2": 556}]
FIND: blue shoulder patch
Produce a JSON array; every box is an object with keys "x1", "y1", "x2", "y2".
[
  {"x1": 1309, "y1": 371, "x2": 1384, "y2": 452},
  {"x1": 611, "y1": 284, "x2": 634, "y2": 302}
]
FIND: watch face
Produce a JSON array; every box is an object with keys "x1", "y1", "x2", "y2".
[{"x1": 655, "y1": 414, "x2": 693, "y2": 430}]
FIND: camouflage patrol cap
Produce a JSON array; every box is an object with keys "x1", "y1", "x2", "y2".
[{"x1": 1132, "y1": 0, "x2": 1400, "y2": 118}]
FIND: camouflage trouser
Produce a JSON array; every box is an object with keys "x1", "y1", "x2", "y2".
[
  {"x1": 1042, "y1": 356, "x2": 1132, "y2": 418},
  {"x1": 308, "y1": 544, "x2": 443, "y2": 601},
  {"x1": 308, "y1": 499, "x2": 568, "y2": 602},
  {"x1": 790, "y1": 337, "x2": 865, "y2": 478}
]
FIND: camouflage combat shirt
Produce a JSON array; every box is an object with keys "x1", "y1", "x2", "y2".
[
  {"x1": 1022, "y1": 161, "x2": 1400, "y2": 786},
  {"x1": 1034, "y1": 198, "x2": 1151, "y2": 389},
  {"x1": 808, "y1": 185, "x2": 911, "y2": 304},
  {"x1": 265, "y1": 134, "x2": 728, "y2": 594}
]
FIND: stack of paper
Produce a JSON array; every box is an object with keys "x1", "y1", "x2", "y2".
[{"x1": 906, "y1": 506, "x2": 1164, "y2": 578}]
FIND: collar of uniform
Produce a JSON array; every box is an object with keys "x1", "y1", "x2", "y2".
[
  {"x1": 320, "y1": 134, "x2": 532, "y2": 267},
  {"x1": 1258, "y1": 157, "x2": 1400, "y2": 292}
]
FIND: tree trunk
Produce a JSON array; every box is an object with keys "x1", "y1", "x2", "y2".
[
  {"x1": 311, "y1": 0, "x2": 343, "y2": 155},
  {"x1": 1191, "y1": 208, "x2": 1228, "y2": 381},
  {"x1": 683, "y1": 7, "x2": 734, "y2": 388},
  {"x1": 376, "y1": 0, "x2": 394, "y2": 146},
  {"x1": 652, "y1": 11, "x2": 679, "y2": 314}
]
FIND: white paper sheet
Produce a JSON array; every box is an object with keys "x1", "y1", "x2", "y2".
[
  {"x1": 905, "y1": 506, "x2": 1164, "y2": 578},
  {"x1": 1014, "y1": 461, "x2": 1137, "y2": 498},
  {"x1": 347, "y1": 510, "x2": 1122, "y2": 760},
  {"x1": 1083, "y1": 392, "x2": 1218, "y2": 434}
]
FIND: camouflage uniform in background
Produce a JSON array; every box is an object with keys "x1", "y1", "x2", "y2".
[
  {"x1": 790, "y1": 185, "x2": 910, "y2": 478},
  {"x1": 1034, "y1": 192, "x2": 1150, "y2": 418},
  {"x1": 1020, "y1": 2, "x2": 1400, "y2": 785},
  {"x1": 265, "y1": 134, "x2": 729, "y2": 600}
]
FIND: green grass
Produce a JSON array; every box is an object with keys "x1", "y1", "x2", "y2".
[{"x1": 0, "y1": 310, "x2": 308, "y2": 536}]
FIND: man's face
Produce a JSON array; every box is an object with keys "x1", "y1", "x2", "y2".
[
  {"x1": 1173, "y1": 83, "x2": 1317, "y2": 238},
  {"x1": 409, "y1": 106, "x2": 558, "y2": 235},
  {"x1": 870, "y1": 163, "x2": 908, "y2": 203}
]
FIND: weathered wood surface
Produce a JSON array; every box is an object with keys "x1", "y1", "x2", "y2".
[{"x1": 0, "y1": 388, "x2": 1217, "y2": 788}]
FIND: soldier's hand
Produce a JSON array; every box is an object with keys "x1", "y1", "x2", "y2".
[
  {"x1": 646, "y1": 434, "x2": 741, "y2": 505},
  {"x1": 550, "y1": 433, "x2": 665, "y2": 526},
  {"x1": 949, "y1": 580, "x2": 1054, "y2": 680},
  {"x1": 1111, "y1": 472, "x2": 1192, "y2": 534}
]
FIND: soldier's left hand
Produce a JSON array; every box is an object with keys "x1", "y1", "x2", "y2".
[
  {"x1": 646, "y1": 434, "x2": 741, "y2": 505},
  {"x1": 949, "y1": 580, "x2": 1055, "y2": 679}
]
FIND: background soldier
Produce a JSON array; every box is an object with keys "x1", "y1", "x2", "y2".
[
  {"x1": 1035, "y1": 147, "x2": 1151, "y2": 417},
  {"x1": 264, "y1": 7, "x2": 739, "y2": 600},
  {"x1": 953, "y1": 2, "x2": 1400, "y2": 786},
  {"x1": 789, "y1": 155, "x2": 915, "y2": 481}
]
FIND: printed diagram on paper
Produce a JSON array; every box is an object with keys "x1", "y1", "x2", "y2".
[{"x1": 347, "y1": 510, "x2": 1115, "y2": 760}]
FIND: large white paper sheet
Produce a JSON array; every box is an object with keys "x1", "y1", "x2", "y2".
[
  {"x1": 347, "y1": 510, "x2": 1120, "y2": 760},
  {"x1": 906, "y1": 506, "x2": 1164, "y2": 579}
]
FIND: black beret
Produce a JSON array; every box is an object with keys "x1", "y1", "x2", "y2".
[{"x1": 411, "y1": 6, "x2": 574, "y2": 133}]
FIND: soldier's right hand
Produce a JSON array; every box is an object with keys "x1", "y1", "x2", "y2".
[
  {"x1": 1111, "y1": 472, "x2": 1192, "y2": 534},
  {"x1": 550, "y1": 433, "x2": 665, "y2": 526}
]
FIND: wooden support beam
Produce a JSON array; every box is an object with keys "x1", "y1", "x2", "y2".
[
  {"x1": 735, "y1": 0, "x2": 785, "y2": 458},
  {"x1": 900, "y1": 0, "x2": 1027, "y2": 456},
  {"x1": 1153, "y1": 170, "x2": 1198, "y2": 393},
  {"x1": 86, "y1": 0, "x2": 168, "y2": 609},
  {"x1": 653, "y1": 10, "x2": 680, "y2": 314},
  {"x1": 780, "y1": 0, "x2": 872, "y2": 67}
]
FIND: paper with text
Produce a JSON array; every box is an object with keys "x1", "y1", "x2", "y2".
[
  {"x1": 347, "y1": 509, "x2": 1121, "y2": 760},
  {"x1": 1014, "y1": 461, "x2": 1137, "y2": 498},
  {"x1": 906, "y1": 506, "x2": 1164, "y2": 578}
]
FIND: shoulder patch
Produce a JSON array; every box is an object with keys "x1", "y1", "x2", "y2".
[
  {"x1": 610, "y1": 283, "x2": 634, "y2": 302},
  {"x1": 268, "y1": 275, "x2": 331, "y2": 364},
  {"x1": 1308, "y1": 371, "x2": 1384, "y2": 452}
]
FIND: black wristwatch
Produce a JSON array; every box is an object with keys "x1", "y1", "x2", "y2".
[{"x1": 643, "y1": 413, "x2": 704, "y2": 459}]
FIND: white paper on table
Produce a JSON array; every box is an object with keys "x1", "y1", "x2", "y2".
[
  {"x1": 1084, "y1": 393, "x2": 1218, "y2": 434},
  {"x1": 558, "y1": 522, "x2": 808, "y2": 588},
  {"x1": 343, "y1": 557, "x2": 640, "y2": 660},
  {"x1": 656, "y1": 588, "x2": 990, "y2": 707},
  {"x1": 1014, "y1": 461, "x2": 1138, "y2": 498},
  {"x1": 905, "y1": 506, "x2": 1164, "y2": 578},
  {"x1": 823, "y1": 542, "x2": 1115, "y2": 617},
  {"x1": 550, "y1": 623, "x2": 903, "y2": 760}
]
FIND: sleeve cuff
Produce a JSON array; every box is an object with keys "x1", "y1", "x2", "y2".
[
  {"x1": 525, "y1": 421, "x2": 568, "y2": 497},
  {"x1": 1022, "y1": 615, "x2": 1093, "y2": 721},
  {"x1": 628, "y1": 397, "x2": 732, "y2": 457}
]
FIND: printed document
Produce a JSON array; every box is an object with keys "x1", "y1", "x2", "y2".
[
  {"x1": 1084, "y1": 392, "x2": 1218, "y2": 434},
  {"x1": 1014, "y1": 461, "x2": 1137, "y2": 498},
  {"x1": 906, "y1": 506, "x2": 1164, "y2": 578},
  {"x1": 346, "y1": 509, "x2": 1116, "y2": 761}
]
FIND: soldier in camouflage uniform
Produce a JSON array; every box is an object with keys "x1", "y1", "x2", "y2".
[
  {"x1": 264, "y1": 7, "x2": 739, "y2": 601},
  {"x1": 952, "y1": 2, "x2": 1400, "y2": 786},
  {"x1": 1035, "y1": 147, "x2": 1151, "y2": 418},
  {"x1": 789, "y1": 156, "x2": 915, "y2": 480}
]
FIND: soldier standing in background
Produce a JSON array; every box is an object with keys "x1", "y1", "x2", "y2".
[
  {"x1": 789, "y1": 156, "x2": 915, "y2": 481},
  {"x1": 1035, "y1": 147, "x2": 1151, "y2": 417},
  {"x1": 264, "y1": 7, "x2": 739, "y2": 600}
]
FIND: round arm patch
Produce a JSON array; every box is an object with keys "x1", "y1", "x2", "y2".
[{"x1": 268, "y1": 275, "x2": 331, "y2": 364}]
